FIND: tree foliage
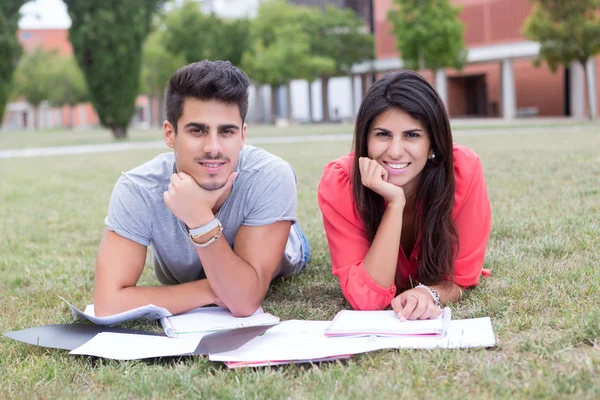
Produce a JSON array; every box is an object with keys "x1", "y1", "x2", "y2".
[
  {"x1": 161, "y1": 0, "x2": 250, "y2": 66},
  {"x1": 0, "y1": 1, "x2": 26, "y2": 124},
  {"x1": 64, "y1": 0, "x2": 163, "y2": 138},
  {"x1": 141, "y1": 28, "x2": 185, "y2": 125},
  {"x1": 524, "y1": 0, "x2": 600, "y2": 119},
  {"x1": 242, "y1": 0, "x2": 335, "y2": 121},
  {"x1": 388, "y1": 0, "x2": 467, "y2": 73},
  {"x1": 303, "y1": 5, "x2": 374, "y2": 121},
  {"x1": 306, "y1": 5, "x2": 374, "y2": 77},
  {"x1": 13, "y1": 47, "x2": 55, "y2": 129},
  {"x1": 242, "y1": 1, "x2": 334, "y2": 86},
  {"x1": 47, "y1": 55, "x2": 88, "y2": 107}
]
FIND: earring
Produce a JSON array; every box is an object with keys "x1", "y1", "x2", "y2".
[{"x1": 429, "y1": 152, "x2": 436, "y2": 160}]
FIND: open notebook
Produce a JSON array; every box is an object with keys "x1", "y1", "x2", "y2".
[
  {"x1": 160, "y1": 306, "x2": 280, "y2": 338},
  {"x1": 325, "y1": 307, "x2": 452, "y2": 338}
]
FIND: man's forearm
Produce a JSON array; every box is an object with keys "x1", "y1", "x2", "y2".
[
  {"x1": 195, "y1": 237, "x2": 265, "y2": 317},
  {"x1": 94, "y1": 279, "x2": 217, "y2": 317}
]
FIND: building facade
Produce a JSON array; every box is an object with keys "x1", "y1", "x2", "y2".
[{"x1": 368, "y1": 0, "x2": 599, "y2": 119}]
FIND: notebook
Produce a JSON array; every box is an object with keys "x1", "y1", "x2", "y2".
[
  {"x1": 324, "y1": 307, "x2": 451, "y2": 338},
  {"x1": 160, "y1": 306, "x2": 280, "y2": 338}
]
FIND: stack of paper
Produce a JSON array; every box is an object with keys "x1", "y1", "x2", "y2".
[
  {"x1": 5, "y1": 298, "x2": 497, "y2": 364},
  {"x1": 209, "y1": 317, "x2": 496, "y2": 368},
  {"x1": 325, "y1": 307, "x2": 451, "y2": 338}
]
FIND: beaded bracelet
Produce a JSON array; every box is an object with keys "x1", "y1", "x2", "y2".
[{"x1": 415, "y1": 284, "x2": 441, "y2": 307}]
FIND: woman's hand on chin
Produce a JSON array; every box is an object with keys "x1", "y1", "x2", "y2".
[{"x1": 358, "y1": 157, "x2": 406, "y2": 207}]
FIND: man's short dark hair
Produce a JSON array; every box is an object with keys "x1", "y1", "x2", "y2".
[{"x1": 165, "y1": 60, "x2": 250, "y2": 132}]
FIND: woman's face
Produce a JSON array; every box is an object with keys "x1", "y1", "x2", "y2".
[{"x1": 367, "y1": 108, "x2": 432, "y2": 199}]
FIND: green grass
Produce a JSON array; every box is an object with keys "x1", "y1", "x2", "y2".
[
  {"x1": 1, "y1": 128, "x2": 600, "y2": 398},
  {"x1": 0, "y1": 123, "x2": 354, "y2": 150}
]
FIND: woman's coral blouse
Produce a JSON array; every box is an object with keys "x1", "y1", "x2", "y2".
[{"x1": 317, "y1": 144, "x2": 492, "y2": 311}]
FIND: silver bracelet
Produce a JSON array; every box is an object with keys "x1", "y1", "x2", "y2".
[{"x1": 415, "y1": 284, "x2": 441, "y2": 307}]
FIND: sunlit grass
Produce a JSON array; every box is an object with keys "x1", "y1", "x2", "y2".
[{"x1": 1, "y1": 128, "x2": 599, "y2": 398}]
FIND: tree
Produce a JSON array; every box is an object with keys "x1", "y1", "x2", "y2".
[
  {"x1": 242, "y1": 0, "x2": 334, "y2": 123},
  {"x1": 13, "y1": 48, "x2": 55, "y2": 129},
  {"x1": 64, "y1": 0, "x2": 164, "y2": 139},
  {"x1": 524, "y1": 0, "x2": 600, "y2": 120},
  {"x1": 388, "y1": 0, "x2": 467, "y2": 83},
  {"x1": 0, "y1": 1, "x2": 26, "y2": 125},
  {"x1": 47, "y1": 55, "x2": 89, "y2": 128},
  {"x1": 161, "y1": 0, "x2": 250, "y2": 66},
  {"x1": 141, "y1": 28, "x2": 185, "y2": 126},
  {"x1": 305, "y1": 5, "x2": 374, "y2": 122}
]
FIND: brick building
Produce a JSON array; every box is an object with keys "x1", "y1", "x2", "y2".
[{"x1": 365, "y1": 0, "x2": 599, "y2": 119}]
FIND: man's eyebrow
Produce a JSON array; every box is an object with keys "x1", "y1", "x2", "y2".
[
  {"x1": 218, "y1": 124, "x2": 240, "y2": 131},
  {"x1": 183, "y1": 122, "x2": 208, "y2": 130}
]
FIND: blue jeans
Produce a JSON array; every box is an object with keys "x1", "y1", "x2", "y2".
[{"x1": 293, "y1": 223, "x2": 311, "y2": 265}]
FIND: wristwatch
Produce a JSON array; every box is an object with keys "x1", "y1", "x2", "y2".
[{"x1": 187, "y1": 218, "x2": 223, "y2": 248}]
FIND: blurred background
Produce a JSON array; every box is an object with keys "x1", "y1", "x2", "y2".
[{"x1": 1, "y1": 0, "x2": 598, "y2": 139}]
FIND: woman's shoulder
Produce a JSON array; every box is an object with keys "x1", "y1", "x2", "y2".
[
  {"x1": 320, "y1": 152, "x2": 354, "y2": 188},
  {"x1": 452, "y1": 144, "x2": 486, "y2": 210},
  {"x1": 318, "y1": 152, "x2": 360, "y2": 217}
]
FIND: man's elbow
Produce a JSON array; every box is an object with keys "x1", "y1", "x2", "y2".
[
  {"x1": 93, "y1": 292, "x2": 120, "y2": 317},
  {"x1": 227, "y1": 301, "x2": 262, "y2": 318}
]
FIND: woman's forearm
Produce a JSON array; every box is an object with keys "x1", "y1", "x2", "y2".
[{"x1": 363, "y1": 203, "x2": 404, "y2": 287}]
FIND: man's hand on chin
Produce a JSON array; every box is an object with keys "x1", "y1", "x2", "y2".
[{"x1": 163, "y1": 171, "x2": 237, "y2": 228}]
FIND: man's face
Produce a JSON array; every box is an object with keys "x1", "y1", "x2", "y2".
[{"x1": 164, "y1": 98, "x2": 246, "y2": 190}]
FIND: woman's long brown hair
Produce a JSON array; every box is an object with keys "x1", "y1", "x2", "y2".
[{"x1": 351, "y1": 70, "x2": 457, "y2": 286}]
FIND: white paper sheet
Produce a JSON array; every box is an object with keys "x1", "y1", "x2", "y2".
[
  {"x1": 209, "y1": 320, "x2": 379, "y2": 362},
  {"x1": 69, "y1": 332, "x2": 201, "y2": 360},
  {"x1": 209, "y1": 317, "x2": 495, "y2": 363},
  {"x1": 325, "y1": 307, "x2": 451, "y2": 337},
  {"x1": 160, "y1": 306, "x2": 279, "y2": 337},
  {"x1": 59, "y1": 296, "x2": 172, "y2": 325},
  {"x1": 224, "y1": 355, "x2": 352, "y2": 368}
]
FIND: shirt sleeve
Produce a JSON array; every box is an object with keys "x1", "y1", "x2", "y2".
[
  {"x1": 452, "y1": 153, "x2": 492, "y2": 287},
  {"x1": 104, "y1": 174, "x2": 153, "y2": 246},
  {"x1": 318, "y1": 160, "x2": 396, "y2": 310},
  {"x1": 243, "y1": 160, "x2": 297, "y2": 226}
]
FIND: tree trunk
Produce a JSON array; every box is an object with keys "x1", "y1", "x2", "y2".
[
  {"x1": 158, "y1": 94, "x2": 165, "y2": 126},
  {"x1": 148, "y1": 95, "x2": 155, "y2": 128},
  {"x1": 68, "y1": 105, "x2": 74, "y2": 129},
  {"x1": 286, "y1": 82, "x2": 292, "y2": 122},
  {"x1": 270, "y1": 84, "x2": 278, "y2": 124},
  {"x1": 321, "y1": 76, "x2": 330, "y2": 122},
  {"x1": 307, "y1": 80, "x2": 314, "y2": 123},
  {"x1": 111, "y1": 125, "x2": 128, "y2": 139},
  {"x1": 254, "y1": 82, "x2": 263, "y2": 124},
  {"x1": 581, "y1": 60, "x2": 594, "y2": 120},
  {"x1": 33, "y1": 106, "x2": 38, "y2": 130}
]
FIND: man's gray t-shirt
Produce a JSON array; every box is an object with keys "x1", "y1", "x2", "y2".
[{"x1": 105, "y1": 145, "x2": 304, "y2": 284}]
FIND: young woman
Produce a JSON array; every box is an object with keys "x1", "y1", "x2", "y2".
[{"x1": 318, "y1": 70, "x2": 491, "y2": 320}]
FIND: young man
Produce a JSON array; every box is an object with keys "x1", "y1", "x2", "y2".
[{"x1": 94, "y1": 60, "x2": 309, "y2": 317}]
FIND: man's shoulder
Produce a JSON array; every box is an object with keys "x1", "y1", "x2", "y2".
[
  {"x1": 238, "y1": 145, "x2": 294, "y2": 175},
  {"x1": 119, "y1": 152, "x2": 174, "y2": 190}
]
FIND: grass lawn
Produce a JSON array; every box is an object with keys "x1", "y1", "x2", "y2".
[
  {"x1": 1, "y1": 128, "x2": 599, "y2": 398},
  {"x1": 0, "y1": 123, "x2": 355, "y2": 150},
  {"x1": 1, "y1": 119, "x2": 596, "y2": 151}
]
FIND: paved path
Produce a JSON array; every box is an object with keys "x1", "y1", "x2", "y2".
[{"x1": 0, "y1": 124, "x2": 596, "y2": 160}]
